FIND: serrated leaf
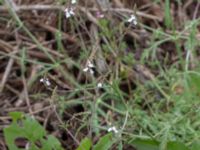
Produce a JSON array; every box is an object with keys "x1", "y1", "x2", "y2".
[
  {"x1": 4, "y1": 113, "x2": 63, "y2": 150},
  {"x1": 22, "y1": 117, "x2": 46, "y2": 141},
  {"x1": 4, "y1": 124, "x2": 25, "y2": 150},
  {"x1": 41, "y1": 135, "x2": 64, "y2": 150},
  {"x1": 4, "y1": 116, "x2": 46, "y2": 150},
  {"x1": 76, "y1": 137, "x2": 92, "y2": 150},
  {"x1": 93, "y1": 133, "x2": 113, "y2": 150}
]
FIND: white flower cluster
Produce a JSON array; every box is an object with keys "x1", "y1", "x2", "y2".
[
  {"x1": 64, "y1": 0, "x2": 77, "y2": 18},
  {"x1": 97, "y1": 82, "x2": 103, "y2": 88},
  {"x1": 127, "y1": 14, "x2": 137, "y2": 25},
  {"x1": 83, "y1": 60, "x2": 95, "y2": 75},
  {"x1": 107, "y1": 126, "x2": 118, "y2": 133},
  {"x1": 64, "y1": 8, "x2": 75, "y2": 18},
  {"x1": 40, "y1": 78, "x2": 51, "y2": 86}
]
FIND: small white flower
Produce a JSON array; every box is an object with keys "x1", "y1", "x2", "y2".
[
  {"x1": 71, "y1": 0, "x2": 76, "y2": 4},
  {"x1": 127, "y1": 14, "x2": 137, "y2": 25},
  {"x1": 89, "y1": 69, "x2": 94, "y2": 75},
  {"x1": 40, "y1": 78, "x2": 44, "y2": 83},
  {"x1": 40, "y1": 78, "x2": 51, "y2": 86},
  {"x1": 88, "y1": 60, "x2": 95, "y2": 68},
  {"x1": 107, "y1": 126, "x2": 118, "y2": 133},
  {"x1": 107, "y1": 127, "x2": 112, "y2": 132},
  {"x1": 83, "y1": 67, "x2": 89, "y2": 72},
  {"x1": 97, "y1": 82, "x2": 103, "y2": 88},
  {"x1": 64, "y1": 8, "x2": 75, "y2": 18},
  {"x1": 45, "y1": 79, "x2": 51, "y2": 86},
  {"x1": 83, "y1": 60, "x2": 95, "y2": 75}
]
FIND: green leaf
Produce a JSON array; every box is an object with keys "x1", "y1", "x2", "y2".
[
  {"x1": 4, "y1": 112, "x2": 64, "y2": 150},
  {"x1": 4, "y1": 116, "x2": 46, "y2": 149},
  {"x1": 76, "y1": 137, "x2": 92, "y2": 150},
  {"x1": 41, "y1": 135, "x2": 64, "y2": 150},
  {"x1": 93, "y1": 133, "x2": 113, "y2": 150},
  {"x1": 129, "y1": 138, "x2": 160, "y2": 150},
  {"x1": 9, "y1": 111, "x2": 24, "y2": 122},
  {"x1": 129, "y1": 138, "x2": 190, "y2": 150},
  {"x1": 22, "y1": 117, "x2": 46, "y2": 142},
  {"x1": 190, "y1": 142, "x2": 200, "y2": 150},
  {"x1": 187, "y1": 73, "x2": 200, "y2": 94},
  {"x1": 4, "y1": 124, "x2": 24, "y2": 150},
  {"x1": 166, "y1": 141, "x2": 189, "y2": 150},
  {"x1": 164, "y1": 0, "x2": 172, "y2": 28}
]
